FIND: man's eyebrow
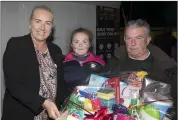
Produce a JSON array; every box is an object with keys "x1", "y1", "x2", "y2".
[{"x1": 136, "y1": 35, "x2": 144, "y2": 37}]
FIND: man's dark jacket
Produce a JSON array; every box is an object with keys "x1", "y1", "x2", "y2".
[{"x1": 106, "y1": 44, "x2": 177, "y2": 83}]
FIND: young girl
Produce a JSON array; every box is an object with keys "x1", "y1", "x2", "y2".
[{"x1": 63, "y1": 28, "x2": 106, "y2": 95}]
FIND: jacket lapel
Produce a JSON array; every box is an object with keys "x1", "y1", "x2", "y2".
[
  {"x1": 25, "y1": 34, "x2": 40, "y2": 67},
  {"x1": 47, "y1": 42, "x2": 60, "y2": 66}
]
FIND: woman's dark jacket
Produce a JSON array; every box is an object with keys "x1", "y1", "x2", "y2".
[{"x1": 2, "y1": 34, "x2": 67, "y2": 120}]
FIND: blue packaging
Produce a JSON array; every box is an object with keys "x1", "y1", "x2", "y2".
[
  {"x1": 99, "y1": 98, "x2": 116, "y2": 111},
  {"x1": 88, "y1": 74, "x2": 108, "y2": 87}
]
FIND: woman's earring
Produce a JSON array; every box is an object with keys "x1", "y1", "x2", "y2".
[{"x1": 29, "y1": 26, "x2": 31, "y2": 29}]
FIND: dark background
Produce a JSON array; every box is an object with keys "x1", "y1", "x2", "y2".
[{"x1": 120, "y1": 1, "x2": 177, "y2": 27}]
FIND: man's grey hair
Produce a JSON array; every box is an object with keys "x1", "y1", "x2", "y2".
[
  {"x1": 125, "y1": 19, "x2": 150, "y2": 36},
  {"x1": 30, "y1": 5, "x2": 54, "y2": 21}
]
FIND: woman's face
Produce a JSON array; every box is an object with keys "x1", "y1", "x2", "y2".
[
  {"x1": 71, "y1": 32, "x2": 91, "y2": 56},
  {"x1": 30, "y1": 9, "x2": 53, "y2": 43}
]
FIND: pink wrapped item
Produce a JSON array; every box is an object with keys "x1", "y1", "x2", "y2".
[{"x1": 117, "y1": 113, "x2": 136, "y2": 120}]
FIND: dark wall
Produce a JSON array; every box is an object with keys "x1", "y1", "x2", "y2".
[{"x1": 120, "y1": 1, "x2": 177, "y2": 27}]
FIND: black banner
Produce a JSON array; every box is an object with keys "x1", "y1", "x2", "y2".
[{"x1": 96, "y1": 6, "x2": 120, "y2": 62}]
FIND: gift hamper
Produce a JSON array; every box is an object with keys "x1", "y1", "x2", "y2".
[{"x1": 57, "y1": 71, "x2": 175, "y2": 120}]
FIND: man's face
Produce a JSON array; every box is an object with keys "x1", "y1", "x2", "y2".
[
  {"x1": 124, "y1": 27, "x2": 151, "y2": 58},
  {"x1": 71, "y1": 32, "x2": 91, "y2": 56},
  {"x1": 30, "y1": 9, "x2": 53, "y2": 43}
]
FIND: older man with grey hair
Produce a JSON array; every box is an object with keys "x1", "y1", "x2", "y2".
[{"x1": 105, "y1": 19, "x2": 176, "y2": 83}]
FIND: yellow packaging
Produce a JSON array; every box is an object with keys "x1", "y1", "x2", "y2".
[
  {"x1": 84, "y1": 98, "x2": 94, "y2": 111},
  {"x1": 136, "y1": 71, "x2": 148, "y2": 79},
  {"x1": 97, "y1": 92, "x2": 115, "y2": 100}
]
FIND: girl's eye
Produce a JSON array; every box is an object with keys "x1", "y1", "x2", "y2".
[{"x1": 83, "y1": 40, "x2": 89, "y2": 43}]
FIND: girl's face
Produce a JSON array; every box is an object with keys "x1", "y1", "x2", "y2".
[{"x1": 71, "y1": 32, "x2": 91, "y2": 56}]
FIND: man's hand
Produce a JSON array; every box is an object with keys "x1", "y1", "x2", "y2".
[{"x1": 42, "y1": 100, "x2": 60, "y2": 119}]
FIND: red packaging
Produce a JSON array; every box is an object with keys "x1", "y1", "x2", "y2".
[
  {"x1": 84, "y1": 107, "x2": 113, "y2": 120},
  {"x1": 91, "y1": 98, "x2": 101, "y2": 111}
]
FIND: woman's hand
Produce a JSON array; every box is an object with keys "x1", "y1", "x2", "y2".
[{"x1": 42, "y1": 100, "x2": 61, "y2": 119}]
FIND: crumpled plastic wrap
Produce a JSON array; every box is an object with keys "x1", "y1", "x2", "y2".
[
  {"x1": 140, "y1": 77, "x2": 174, "y2": 120},
  {"x1": 140, "y1": 77, "x2": 171, "y2": 98}
]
